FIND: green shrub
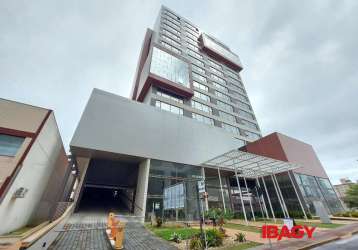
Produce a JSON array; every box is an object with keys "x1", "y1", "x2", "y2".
[
  {"x1": 333, "y1": 211, "x2": 358, "y2": 218},
  {"x1": 203, "y1": 229, "x2": 224, "y2": 247},
  {"x1": 235, "y1": 232, "x2": 246, "y2": 243},
  {"x1": 189, "y1": 235, "x2": 203, "y2": 250},
  {"x1": 169, "y1": 232, "x2": 182, "y2": 243}
]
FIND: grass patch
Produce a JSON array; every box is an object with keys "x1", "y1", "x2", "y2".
[
  {"x1": 223, "y1": 242, "x2": 262, "y2": 250},
  {"x1": 146, "y1": 225, "x2": 200, "y2": 240},
  {"x1": 224, "y1": 223, "x2": 261, "y2": 233},
  {"x1": 6, "y1": 226, "x2": 33, "y2": 236},
  {"x1": 294, "y1": 220, "x2": 344, "y2": 229}
]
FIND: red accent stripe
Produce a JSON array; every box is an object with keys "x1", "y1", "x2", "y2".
[{"x1": 0, "y1": 127, "x2": 35, "y2": 138}]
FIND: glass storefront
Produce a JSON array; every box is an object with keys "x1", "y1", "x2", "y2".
[
  {"x1": 204, "y1": 169, "x2": 231, "y2": 211},
  {"x1": 146, "y1": 160, "x2": 203, "y2": 221},
  {"x1": 145, "y1": 160, "x2": 343, "y2": 221}
]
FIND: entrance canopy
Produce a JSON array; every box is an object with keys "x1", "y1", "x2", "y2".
[{"x1": 202, "y1": 149, "x2": 301, "y2": 178}]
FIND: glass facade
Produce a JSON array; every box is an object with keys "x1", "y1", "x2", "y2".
[
  {"x1": 294, "y1": 173, "x2": 343, "y2": 214},
  {"x1": 146, "y1": 160, "x2": 203, "y2": 221},
  {"x1": 155, "y1": 100, "x2": 183, "y2": 115},
  {"x1": 0, "y1": 134, "x2": 25, "y2": 157},
  {"x1": 150, "y1": 47, "x2": 190, "y2": 88},
  {"x1": 192, "y1": 113, "x2": 214, "y2": 126}
]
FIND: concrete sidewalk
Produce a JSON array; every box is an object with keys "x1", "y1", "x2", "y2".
[{"x1": 250, "y1": 222, "x2": 358, "y2": 250}]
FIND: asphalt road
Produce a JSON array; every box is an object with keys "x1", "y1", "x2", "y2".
[{"x1": 313, "y1": 234, "x2": 358, "y2": 250}]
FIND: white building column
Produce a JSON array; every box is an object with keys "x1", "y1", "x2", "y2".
[
  {"x1": 271, "y1": 174, "x2": 287, "y2": 218},
  {"x1": 273, "y1": 174, "x2": 290, "y2": 218},
  {"x1": 262, "y1": 176, "x2": 276, "y2": 222},
  {"x1": 234, "y1": 168, "x2": 248, "y2": 225},
  {"x1": 134, "y1": 158, "x2": 150, "y2": 222},
  {"x1": 201, "y1": 167, "x2": 209, "y2": 211},
  {"x1": 244, "y1": 177, "x2": 255, "y2": 221},
  {"x1": 217, "y1": 167, "x2": 226, "y2": 212},
  {"x1": 256, "y1": 177, "x2": 269, "y2": 219}
]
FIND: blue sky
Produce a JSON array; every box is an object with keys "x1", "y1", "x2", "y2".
[{"x1": 0, "y1": 0, "x2": 357, "y2": 184}]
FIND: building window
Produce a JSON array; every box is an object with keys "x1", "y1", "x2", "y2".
[
  {"x1": 244, "y1": 131, "x2": 260, "y2": 140},
  {"x1": 155, "y1": 100, "x2": 183, "y2": 115},
  {"x1": 184, "y1": 22, "x2": 198, "y2": 32},
  {"x1": 162, "y1": 23, "x2": 181, "y2": 35},
  {"x1": 187, "y1": 49, "x2": 203, "y2": 59},
  {"x1": 191, "y1": 100, "x2": 212, "y2": 113},
  {"x1": 163, "y1": 10, "x2": 180, "y2": 21},
  {"x1": 233, "y1": 87, "x2": 245, "y2": 95},
  {"x1": 192, "y1": 113, "x2": 214, "y2": 125},
  {"x1": 184, "y1": 27, "x2": 199, "y2": 38},
  {"x1": 0, "y1": 134, "x2": 25, "y2": 157},
  {"x1": 194, "y1": 91, "x2": 210, "y2": 102},
  {"x1": 161, "y1": 35, "x2": 182, "y2": 48},
  {"x1": 193, "y1": 81, "x2": 208, "y2": 92},
  {"x1": 160, "y1": 41, "x2": 181, "y2": 55},
  {"x1": 208, "y1": 59, "x2": 222, "y2": 70},
  {"x1": 157, "y1": 90, "x2": 183, "y2": 104},
  {"x1": 219, "y1": 111, "x2": 236, "y2": 123},
  {"x1": 215, "y1": 91, "x2": 230, "y2": 102},
  {"x1": 187, "y1": 42, "x2": 199, "y2": 52},
  {"x1": 212, "y1": 82, "x2": 228, "y2": 93},
  {"x1": 239, "y1": 110, "x2": 255, "y2": 120},
  {"x1": 226, "y1": 70, "x2": 240, "y2": 80},
  {"x1": 228, "y1": 78, "x2": 243, "y2": 88},
  {"x1": 162, "y1": 29, "x2": 181, "y2": 41},
  {"x1": 192, "y1": 64, "x2": 206, "y2": 75},
  {"x1": 241, "y1": 119, "x2": 258, "y2": 130},
  {"x1": 222, "y1": 123, "x2": 240, "y2": 135},
  {"x1": 236, "y1": 93, "x2": 249, "y2": 103},
  {"x1": 188, "y1": 56, "x2": 205, "y2": 67},
  {"x1": 217, "y1": 100, "x2": 234, "y2": 113},
  {"x1": 185, "y1": 32, "x2": 198, "y2": 42},
  {"x1": 210, "y1": 67, "x2": 224, "y2": 77},
  {"x1": 192, "y1": 72, "x2": 207, "y2": 83},
  {"x1": 150, "y1": 47, "x2": 190, "y2": 88},
  {"x1": 163, "y1": 17, "x2": 181, "y2": 29},
  {"x1": 211, "y1": 74, "x2": 226, "y2": 85}
]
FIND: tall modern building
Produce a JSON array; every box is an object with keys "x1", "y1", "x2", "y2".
[
  {"x1": 69, "y1": 6, "x2": 344, "y2": 223},
  {"x1": 131, "y1": 6, "x2": 261, "y2": 144}
]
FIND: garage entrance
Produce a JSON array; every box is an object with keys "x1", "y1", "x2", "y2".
[{"x1": 77, "y1": 158, "x2": 139, "y2": 214}]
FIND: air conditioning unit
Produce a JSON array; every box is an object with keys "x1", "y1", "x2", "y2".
[{"x1": 13, "y1": 187, "x2": 28, "y2": 198}]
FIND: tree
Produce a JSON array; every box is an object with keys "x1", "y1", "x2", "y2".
[{"x1": 344, "y1": 184, "x2": 358, "y2": 209}]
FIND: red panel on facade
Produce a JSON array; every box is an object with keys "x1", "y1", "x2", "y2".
[{"x1": 241, "y1": 132, "x2": 329, "y2": 179}]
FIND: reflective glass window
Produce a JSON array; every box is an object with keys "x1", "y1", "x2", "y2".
[
  {"x1": 0, "y1": 134, "x2": 24, "y2": 157},
  {"x1": 150, "y1": 47, "x2": 190, "y2": 88}
]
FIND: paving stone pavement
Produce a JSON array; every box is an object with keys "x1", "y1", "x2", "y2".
[{"x1": 48, "y1": 212, "x2": 177, "y2": 250}]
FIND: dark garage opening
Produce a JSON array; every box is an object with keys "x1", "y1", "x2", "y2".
[{"x1": 77, "y1": 158, "x2": 139, "y2": 214}]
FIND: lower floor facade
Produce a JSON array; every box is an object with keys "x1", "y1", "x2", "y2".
[{"x1": 73, "y1": 155, "x2": 344, "y2": 223}]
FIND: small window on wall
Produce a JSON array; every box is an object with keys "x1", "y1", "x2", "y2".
[{"x1": 0, "y1": 134, "x2": 25, "y2": 157}]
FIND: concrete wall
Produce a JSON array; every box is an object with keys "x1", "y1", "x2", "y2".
[
  {"x1": 0, "y1": 99, "x2": 48, "y2": 133},
  {"x1": 70, "y1": 89, "x2": 244, "y2": 166},
  {"x1": 0, "y1": 113, "x2": 67, "y2": 234}
]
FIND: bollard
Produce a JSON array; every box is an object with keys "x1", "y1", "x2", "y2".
[
  {"x1": 107, "y1": 212, "x2": 115, "y2": 228},
  {"x1": 110, "y1": 218, "x2": 120, "y2": 240},
  {"x1": 114, "y1": 222, "x2": 126, "y2": 250}
]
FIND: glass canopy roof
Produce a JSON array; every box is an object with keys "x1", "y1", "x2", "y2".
[{"x1": 202, "y1": 149, "x2": 301, "y2": 178}]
